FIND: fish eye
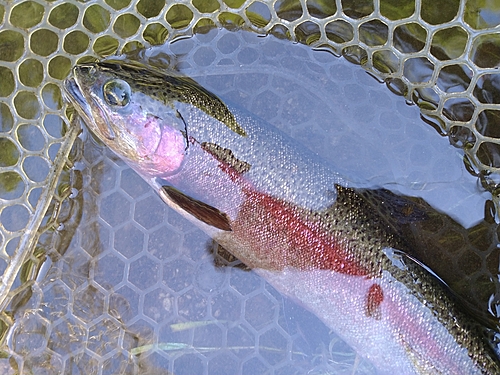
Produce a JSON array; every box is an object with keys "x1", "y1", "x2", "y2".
[{"x1": 103, "y1": 79, "x2": 131, "y2": 107}]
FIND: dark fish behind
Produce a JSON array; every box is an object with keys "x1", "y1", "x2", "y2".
[{"x1": 63, "y1": 60, "x2": 500, "y2": 374}]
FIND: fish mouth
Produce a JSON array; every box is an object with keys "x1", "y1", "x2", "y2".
[
  {"x1": 63, "y1": 77, "x2": 94, "y2": 125},
  {"x1": 63, "y1": 74, "x2": 116, "y2": 140}
]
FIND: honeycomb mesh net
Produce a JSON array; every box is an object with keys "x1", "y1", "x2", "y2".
[{"x1": 1, "y1": 0, "x2": 500, "y2": 374}]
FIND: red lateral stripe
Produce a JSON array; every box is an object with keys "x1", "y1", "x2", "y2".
[
  {"x1": 205, "y1": 144, "x2": 368, "y2": 276},
  {"x1": 234, "y1": 186, "x2": 369, "y2": 276}
]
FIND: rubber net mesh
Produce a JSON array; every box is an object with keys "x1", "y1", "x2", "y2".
[{"x1": 0, "y1": 0, "x2": 500, "y2": 373}]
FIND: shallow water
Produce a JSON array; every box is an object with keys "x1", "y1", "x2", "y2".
[
  {"x1": 161, "y1": 29, "x2": 485, "y2": 224},
  {"x1": 4, "y1": 27, "x2": 498, "y2": 375}
]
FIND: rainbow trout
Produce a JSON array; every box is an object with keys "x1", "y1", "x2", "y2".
[{"x1": 63, "y1": 60, "x2": 500, "y2": 374}]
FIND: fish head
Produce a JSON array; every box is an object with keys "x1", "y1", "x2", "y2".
[{"x1": 63, "y1": 61, "x2": 188, "y2": 178}]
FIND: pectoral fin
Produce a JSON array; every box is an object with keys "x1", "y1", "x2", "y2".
[
  {"x1": 201, "y1": 142, "x2": 251, "y2": 174},
  {"x1": 160, "y1": 186, "x2": 232, "y2": 231}
]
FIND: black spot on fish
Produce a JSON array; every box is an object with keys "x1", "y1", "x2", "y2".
[{"x1": 160, "y1": 186, "x2": 232, "y2": 231}]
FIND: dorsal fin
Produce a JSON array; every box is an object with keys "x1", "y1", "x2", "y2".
[
  {"x1": 201, "y1": 142, "x2": 251, "y2": 174},
  {"x1": 160, "y1": 186, "x2": 232, "y2": 231},
  {"x1": 333, "y1": 185, "x2": 428, "y2": 238}
]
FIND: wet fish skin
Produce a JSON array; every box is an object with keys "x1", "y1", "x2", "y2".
[{"x1": 63, "y1": 60, "x2": 500, "y2": 374}]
